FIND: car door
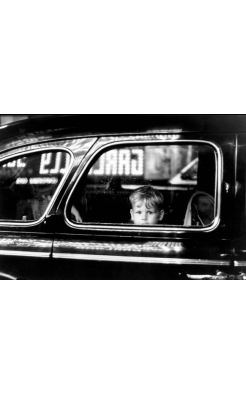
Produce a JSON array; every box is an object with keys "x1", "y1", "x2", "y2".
[
  {"x1": 52, "y1": 131, "x2": 236, "y2": 280},
  {"x1": 0, "y1": 137, "x2": 97, "y2": 279}
]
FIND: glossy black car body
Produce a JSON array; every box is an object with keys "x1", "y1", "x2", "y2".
[{"x1": 0, "y1": 115, "x2": 245, "y2": 280}]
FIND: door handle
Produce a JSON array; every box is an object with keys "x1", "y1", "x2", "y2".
[{"x1": 187, "y1": 271, "x2": 234, "y2": 280}]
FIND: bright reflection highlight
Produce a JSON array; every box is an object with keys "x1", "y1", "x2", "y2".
[
  {"x1": 56, "y1": 241, "x2": 183, "y2": 254},
  {"x1": 16, "y1": 178, "x2": 28, "y2": 185},
  {"x1": 29, "y1": 177, "x2": 58, "y2": 184}
]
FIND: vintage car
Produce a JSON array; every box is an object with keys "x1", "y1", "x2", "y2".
[{"x1": 0, "y1": 114, "x2": 245, "y2": 280}]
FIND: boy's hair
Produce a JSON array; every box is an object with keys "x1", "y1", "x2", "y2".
[{"x1": 129, "y1": 186, "x2": 164, "y2": 210}]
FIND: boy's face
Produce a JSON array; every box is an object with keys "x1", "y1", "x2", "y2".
[{"x1": 130, "y1": 201, "x2": 164, "y2": 225}]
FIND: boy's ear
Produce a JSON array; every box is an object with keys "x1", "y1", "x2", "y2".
[{"x1": 159, "y1": 210, "x2": 164, "y2": 221}]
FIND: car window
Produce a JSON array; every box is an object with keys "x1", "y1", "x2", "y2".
[
  {"x1": 0, "y1": 150, "x2": 71, "y2": 221},
  {"x1": 68, "y1": 143, "x2": 218, "y2": 228}
]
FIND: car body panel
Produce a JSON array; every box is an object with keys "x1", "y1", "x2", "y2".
[{"x1": 0, "y1": 136, "x2": 97, "y2": 279}]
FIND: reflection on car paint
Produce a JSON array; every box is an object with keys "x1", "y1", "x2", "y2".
[
  {"x1": 2, "y1": 138, "x2": 97, "y2": 162},
  {"x1": 54, "y1": 240, "x2": 183, "y2": 253},
  {"x1": 53, "y1": 251, "x2": 230, "y2": 266},
  {"x1": 0, "y1": 272, "x2": 17, "y2": 280},
  {"x1": 235, "y1": 261, "x2": 246, "y2": 267},
  {"x1": 114, "y1": 133, "x2": 182, "y2": 141},
  {"x1": 0, "y1": 237, "x2": 52, "y2": 250},
  {"x1": 53, "y1": 240, "x2": 229, "y2": 266}
]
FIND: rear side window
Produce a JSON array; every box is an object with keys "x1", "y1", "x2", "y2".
[
  {"x1": 0, "y1": 150, "x2": 71, "y2": 221},
  {"x1": 68, "y1": 142, "x2": 218, "y2": 228}
]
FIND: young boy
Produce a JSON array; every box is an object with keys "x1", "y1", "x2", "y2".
[{"x1": 129, "y1": 186, "x2": 164, "y2": 225}]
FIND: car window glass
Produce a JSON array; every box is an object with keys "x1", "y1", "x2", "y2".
[
  {"x1": 68, "y1": 143, "x2": 217, "y2": 228},
  {"x1": 0, "y1": 150, "x2": 71, "y2": 221}
]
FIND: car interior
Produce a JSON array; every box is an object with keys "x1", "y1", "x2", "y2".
[{"x1": 69, "y1": 143, "x2": 217, "y2": 227}]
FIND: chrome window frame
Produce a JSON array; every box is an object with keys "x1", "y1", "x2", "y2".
[
  {"x1": 65, "y1": 136, "x2": 222, "y2": 234},
  {"x1": 0, "y1": 146, "x2": 74, "y2": 227}
]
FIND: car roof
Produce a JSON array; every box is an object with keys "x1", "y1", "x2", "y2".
[{"x1": 0, "y1": 115, "x2": 245, "y2": 152}]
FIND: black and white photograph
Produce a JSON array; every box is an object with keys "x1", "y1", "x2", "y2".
[{"x1": 0, "y1": 114, "x2": 245, "y2": 280}]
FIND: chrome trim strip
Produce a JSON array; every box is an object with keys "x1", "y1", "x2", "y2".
[
  {"x1": 65, "y1": 137, "x2": 222, "y2": 234},
  {"x1": 53, "y1": 253, "x2": 230, "y2": 266},
  {"x1": 0, "y1": 250, "x2": 50, "y2": 258},
  {"x1": 187, "y1": 273, "x2": 228, "y2": 280},
  {"x1": 234, "y1": 261, "x2": 246, "y2": 267},
  {"x1": 187, "y1": 274, "x2": 214, "y2": 280},
  {"x1": 0, "y1": 272, "x2": 17, "y2": 280},
  {"x1": 0, "y1": 146, "x2": 74, "y2": 228}
]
